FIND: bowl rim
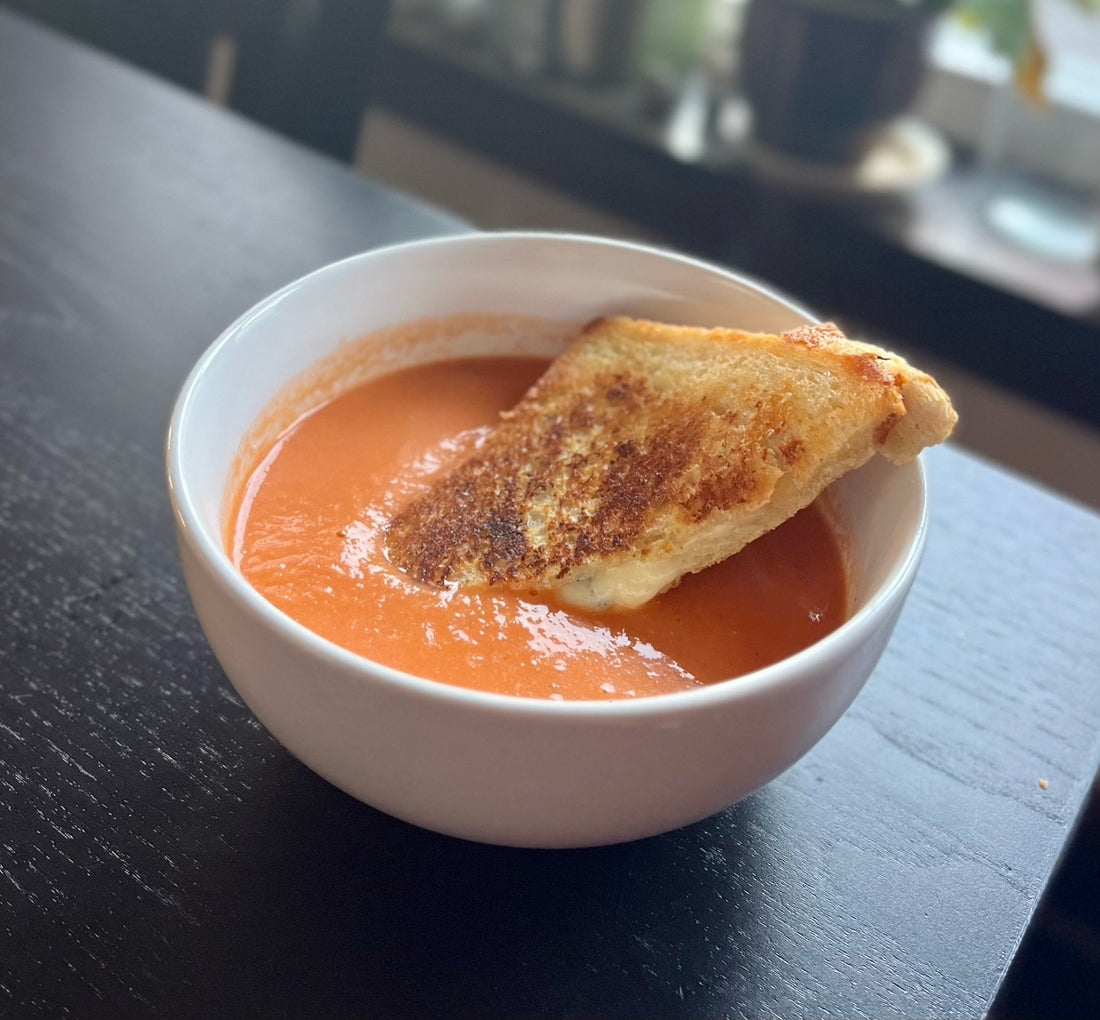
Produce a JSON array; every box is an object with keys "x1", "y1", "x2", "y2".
[{"x1": 166, "y1": 230, "x2": 928, "y2": 720}]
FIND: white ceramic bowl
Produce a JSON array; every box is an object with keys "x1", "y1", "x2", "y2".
[{"x1": 167, "y1": 233, "x2": 927, "y2": 848}]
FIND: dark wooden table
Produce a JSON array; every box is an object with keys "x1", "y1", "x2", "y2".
[{"x1": 2, "y1": 10, "x2": 1099, "y2": 1019}]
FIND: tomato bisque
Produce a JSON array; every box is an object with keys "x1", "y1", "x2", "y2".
[{"x1": 228, "y1": 320, "x2": 848, "y2": 701}]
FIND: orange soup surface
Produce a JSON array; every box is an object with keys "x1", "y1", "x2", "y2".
[{"x1": 230, "y1": 356, "x2": 847, "y2": 700}]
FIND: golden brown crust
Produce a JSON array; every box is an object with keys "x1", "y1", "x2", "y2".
[{"x1": 386, "y1": 316, "x2": 956, "y2": 608}]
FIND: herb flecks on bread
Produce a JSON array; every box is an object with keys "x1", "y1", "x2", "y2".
[{"x1": 386, "y1": 317, "x2": 956, "y2": 609}]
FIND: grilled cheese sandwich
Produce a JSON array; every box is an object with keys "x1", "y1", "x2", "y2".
[{"x1": 386, "y1": 317, "x2": 956, "y2": 609}]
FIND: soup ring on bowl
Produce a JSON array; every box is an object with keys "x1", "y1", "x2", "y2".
[{"x1": 167, "y1": 232, "x2": 927, "y2": 848}]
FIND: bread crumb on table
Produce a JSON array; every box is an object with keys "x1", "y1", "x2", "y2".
[{"x1": 1038, "y1": 778, "x2": 1049, "y2": 789}]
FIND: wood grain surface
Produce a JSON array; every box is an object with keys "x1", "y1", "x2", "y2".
[{"x1": 2, "y1": 10, "x2": 1099, "y2": 1019}]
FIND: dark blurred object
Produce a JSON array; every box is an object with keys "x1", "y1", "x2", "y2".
[
  {"x1": 0, "y1": 0, "x2": 391, "y2": 159},
  {"x1": 415, "y1": 0, "x2": 646, "y2": 85},
  {"x1": 486, "y1": 0, "x2": 558, "y2": 76},
  {"x1": 739, "y1": 0, "x2": 942, "y2": 164},
  {"x1": 553, "y1": 0, "x2": 644, "y2": 85},
  {"x1": 223, "y1": 0, "x2": 390, "y2": 159}
]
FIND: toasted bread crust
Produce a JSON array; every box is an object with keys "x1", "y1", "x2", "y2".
[{"x1": 386, "y1": 317, "x2": 956, "y2": 608}]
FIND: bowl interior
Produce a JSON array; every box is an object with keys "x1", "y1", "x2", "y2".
[
  {"x1": 171, "y1": 232, "x2": 923, "y2": 691},
  {"x1": 821, "y1": 455, "x2": 924, "y2": 617}
]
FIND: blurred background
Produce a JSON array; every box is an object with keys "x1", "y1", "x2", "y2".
[
  {"x1": 2, "y1": 0, "x2": 1098, "y2": 1015},
  {"x1": 359, "y1": 0, "x2": 1100, "y2": 521},
  {"x1": 5, "y1": 0, "x2": 1099, "y2": 509}
]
